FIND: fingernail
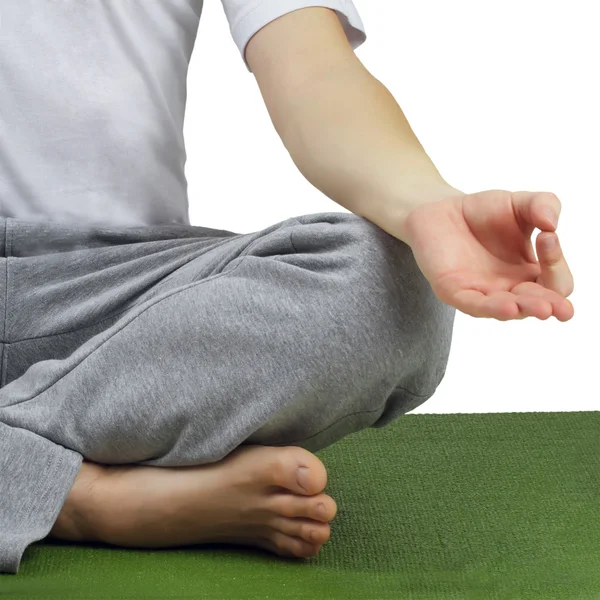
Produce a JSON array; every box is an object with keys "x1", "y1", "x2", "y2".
[
  {"x1": 544, "y1": 234, "x2": 557, "y2": 249},
  {"x1": 297, "y1": 467, "x2": 310, "y2": 491},
  {"x1": 543, "y1": 207, "x2": 558, "y2": 228}
]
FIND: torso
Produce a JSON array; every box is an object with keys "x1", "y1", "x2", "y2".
[{"x1": 0, "y1": 0, "x2": 204, "y2": 226}]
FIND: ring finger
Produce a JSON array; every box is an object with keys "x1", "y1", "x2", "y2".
[{"x1": 513, "y1": 281, "x2": 574, "y2": 321}]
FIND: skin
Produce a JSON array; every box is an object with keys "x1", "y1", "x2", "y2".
[
  {"x1": 396, "y1": 189, "x2": 574, "y2": 321},
  {"x1": 245, "y1": 8, "x2": 574, "y2": 322},
  {"x1": 50, "y1": 7, "x2": 574, "y2": 559}
]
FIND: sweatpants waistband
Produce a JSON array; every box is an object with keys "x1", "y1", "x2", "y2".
[{"x1": 0, "y1": 217, "x2": 240, "y2": 257}]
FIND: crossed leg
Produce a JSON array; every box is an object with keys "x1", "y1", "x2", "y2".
[{"x1": 0, "y1": 212, "x2": 455, "y2": 570}]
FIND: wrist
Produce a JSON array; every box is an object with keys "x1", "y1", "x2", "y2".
[{"x1": 357, "y1": 181, "x2": 466, "y2": 244}]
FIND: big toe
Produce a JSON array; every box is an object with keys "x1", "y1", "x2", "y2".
[{"x1": 273, "y1": 446, "x2": 328, "y2": 495}]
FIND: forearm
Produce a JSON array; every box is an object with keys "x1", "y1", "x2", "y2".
[{"x1": 267, "y1": 58, "x2": 463, "y2": 240}]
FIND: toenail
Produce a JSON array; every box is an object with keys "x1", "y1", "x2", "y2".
[
  {"x1": 317, "y1": 503, "x2": 326, "y2": 519},
  {"x1": 296, "y1": 467, "x2": 310, "y2": 491}
]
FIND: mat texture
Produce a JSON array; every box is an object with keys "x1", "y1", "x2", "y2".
[{"x1": 2, "y1": 411, "x2": 599, "y2": 600}]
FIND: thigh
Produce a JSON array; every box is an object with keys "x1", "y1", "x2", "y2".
[
  {"x1": 2, "y1": 216, "x2": 243, "y2": 385},
  {"x1": 0, "y1": 213, "x2": 305, "y2": 465},
  {"x1": 0, "y1": 211, "x2": 454, "y2": 465}
]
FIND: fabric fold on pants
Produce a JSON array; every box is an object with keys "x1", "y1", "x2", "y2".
[{"x1": 0, "y1": 423, "x2": 82, "y2": 573}]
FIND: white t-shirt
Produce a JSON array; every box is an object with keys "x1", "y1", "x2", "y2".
[{"x1": 0, "y1": 0, "x2": 366, "y2": 226}]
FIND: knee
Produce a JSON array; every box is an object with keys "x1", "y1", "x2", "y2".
[
  {"x1": 289, "y1": 212, "x2": 455, "y2": 392},
  {"x1": 330, "y1": 213, "x2": 456, "y2": 394}
]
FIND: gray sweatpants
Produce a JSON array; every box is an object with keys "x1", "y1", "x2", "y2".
[{"x1": 0, "y1": 212, "x2": 455, "y2": 573}]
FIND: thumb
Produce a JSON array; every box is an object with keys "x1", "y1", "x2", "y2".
[{"x1": 536, "y1": 231, "x2": 575, "y2": 298}]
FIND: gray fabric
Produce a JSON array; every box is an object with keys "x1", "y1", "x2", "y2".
[{"x1": 0, "y1": 212, "x2": 456, "y2": 573}]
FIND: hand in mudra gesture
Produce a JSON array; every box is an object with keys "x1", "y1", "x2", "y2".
[{"x1": 399, "y1": 190, "x2": 574, "y2": 321}]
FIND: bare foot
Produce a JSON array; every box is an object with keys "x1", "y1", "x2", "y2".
[{"x1": 50, "y1": 446, "x2": 337, "y2": 558}]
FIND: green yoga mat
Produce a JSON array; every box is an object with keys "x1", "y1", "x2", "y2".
[{"x1": 3, "y1": 411, "x2": 599, "y2": 600}]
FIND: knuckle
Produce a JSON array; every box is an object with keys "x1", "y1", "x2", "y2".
[
  {"x1": 279, "y1": 502, "x2": 295, "y2": 519},
  {"x1": 545, "y1": 192, "x2": 562, "y2": 209}
]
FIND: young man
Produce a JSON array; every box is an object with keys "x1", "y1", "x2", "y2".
[{"x1": 0, "y1": 1, "x2": 574, "y2": 574}]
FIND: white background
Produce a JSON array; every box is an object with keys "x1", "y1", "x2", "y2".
[{"x1": 184, "y1": 1, "x2": 598, "y2": 414}]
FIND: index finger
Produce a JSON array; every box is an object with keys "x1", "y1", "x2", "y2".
[{"x1": 536, "y1": 231, "x2": 574, "y2": 298}]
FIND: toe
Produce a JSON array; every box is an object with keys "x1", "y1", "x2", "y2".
[
  {"x1": 264, "y1": 531, "x2": 322, "y2": 558},
  {"x1": 268, "y1": 493, "x2": 337, "y2": 522},
  {"x1": 271, "y1": 447, "x2": 328, "y2": 495},
  {"x1": 269, "y1": 517, "x2": 331, "y2": 545},
  {"x1": 308, "y1": 496, "x2": 337, "y2": 522}
]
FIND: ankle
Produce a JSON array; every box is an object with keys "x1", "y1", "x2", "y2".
[{"x1": 50, "y1": 460, "x2": 108, "y2": 542}]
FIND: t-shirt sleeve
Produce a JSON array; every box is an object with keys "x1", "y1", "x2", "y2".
[{"x1": 219, "y1": 0, "x2": 367, "y2": 72}]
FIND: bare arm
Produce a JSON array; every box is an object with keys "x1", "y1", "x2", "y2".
[{"x1": 245, "y1": 7, "x2": 463, "y2": 242}]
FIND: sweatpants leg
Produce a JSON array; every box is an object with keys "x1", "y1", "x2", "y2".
[{"x1": 0, "y1": 212, "x2": 455, "y2": 573}]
